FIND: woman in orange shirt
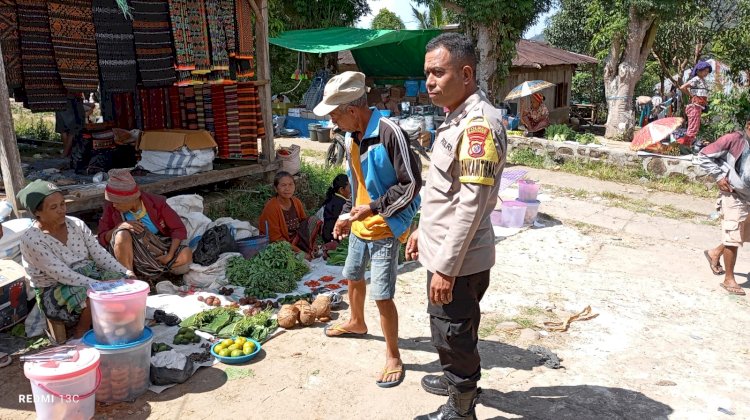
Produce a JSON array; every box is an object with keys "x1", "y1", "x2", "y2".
[{"x1": 258, "y1": 171, "x2": 321, "y2": 259}]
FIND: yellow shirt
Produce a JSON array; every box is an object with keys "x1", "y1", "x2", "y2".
[{"x1": 350, "y1": 140, "x2": 407, "y2": 242}]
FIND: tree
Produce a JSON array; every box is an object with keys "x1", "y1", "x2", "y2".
[
  {"x1": 371, "y1": 9, "x2": 405, "y2": 30},
  {"x1": 713, "y1": 0, "x2": 750, "y2": 82},
  {"x1": 586, "y1": 0, "x2": 679, "y2": 139},
  {"x1": 651, "y1": 0, "x2": 742, "y2": 88},
  {"x1": 412, "y1": 1, "x2": 451, "y2": 29},
  {"x1": 418, "y1": 0, "x2": 552, "y2": 97}
]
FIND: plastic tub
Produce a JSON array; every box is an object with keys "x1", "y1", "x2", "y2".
[
  {"x1": 405, "y1": 80, "x2": 419, "y2": 97},
  {"x1": 23, "y1": 346, "x2": 100, "y2": 420},
  {"x1": 82, "y1": 327, "x2": 152, "y2": 403},
  {"x1": 380, "y1": 110, "x2": 392, "y2": 118},
  {"x1": 518, "y1": 199, "x2": 541, "y2": 225},
  {"x1": 316, "y1": 127, "x2": 332, "y2": 143},
  {"x1": 518, "y1": 180, "x2": 540, "y2": 201},
  {"x1": 490, "y1": 210, "x2": 503, "y2": 226},
  {"x1": 87, "y1": 279, "x2": 149, "y2": 345},
  {"x1": 500, "y1": 201, "x2": 527, "y2": 228},
  {"x1": 308, "y1": 123, "x2": 321, "y2": 141}
]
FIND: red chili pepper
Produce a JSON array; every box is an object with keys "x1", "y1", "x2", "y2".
[
  {"x1": 319, "y1": 276, "x2": 335, "y2": 282},
  {"x1": 325, "y1": 284, "x2": 341, "y2": 290},
  {"x1": 338, "y1": 279, "x2": 348, "y2": 285},
  {"x1": 304, "y1": 280, "x2": 321, "y2": 287}
]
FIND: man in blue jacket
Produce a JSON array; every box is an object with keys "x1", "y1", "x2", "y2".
[{"x1": 314, "y1": 71, "x2": 422, "y2": 388}]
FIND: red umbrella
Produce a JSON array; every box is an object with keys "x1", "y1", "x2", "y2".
[{"x1": 630, "y1": 117, "x2": 683, "y2": 151}]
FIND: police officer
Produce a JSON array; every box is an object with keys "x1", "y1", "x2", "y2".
[{"x1": 407, "y1": 33, "x2": 506, "y2": 420}]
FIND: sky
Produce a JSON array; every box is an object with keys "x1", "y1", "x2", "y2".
[{"x1": 358, "y1": 1, "x2": 557, "y2": 39}]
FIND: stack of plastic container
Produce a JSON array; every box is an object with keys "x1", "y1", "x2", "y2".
[
  {"x1": 83, "y1": 279, "x2": 153, "y2": 403},
  {"x1": 517, "y1": 180, "x2": 541, "y2": 225}
]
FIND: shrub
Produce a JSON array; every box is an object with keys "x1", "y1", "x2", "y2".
[
  {"x1": 545, "y1": 124, "x2": 577, "y2": 142},
  {"x1": 699, "y1": 90, "x2": 750, "y2": 142},
  {"x1": 574, "y1": 133, "x2": 599, "y2": 145}
]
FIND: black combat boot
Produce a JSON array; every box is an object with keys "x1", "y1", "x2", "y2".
[
  {"x1": 414, "y1": 386, "x2": 480, "y2": 420},
  {"x1": 421, "y1": 374, "x2": 449, "y2": 396}
]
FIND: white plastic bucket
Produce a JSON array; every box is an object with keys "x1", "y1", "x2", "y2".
[
  {"x1": 518, "y1": 180, "x2": 540, "y2": 201},
  {"x1": 82, "y1": 327, "x2": 153, "y2": 403},
  {"x1": 87, "y1": 280, "x2": 149, "y2": 345},
  {"x1": 23, "y1": 346, "x2": 100, "y2": 420},
  {"x1": 518, "y1": 199, "x2": 541, "y2": 225},
  {"x1": 500, "y1": 201, "x2": 527, "y2": 228}
]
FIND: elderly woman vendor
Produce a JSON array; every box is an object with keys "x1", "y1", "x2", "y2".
[
  {"x1": 520, "y1": 93, "x2": 550, "y2": 137},
  {"x1": 98, "y1": 169, "x2": 192, "y2": 280},
  {"x1": 18, "y1": 180, "x2": 132, "y2": 338}
]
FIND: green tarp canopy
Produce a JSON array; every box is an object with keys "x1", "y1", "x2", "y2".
[{"x1": 269, "y1": 27, "x2": 442, "y2": 78}]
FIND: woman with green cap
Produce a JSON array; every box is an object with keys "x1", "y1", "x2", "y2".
[{"x1": 17, "y1": 180, "x2": 133, "y2": 339}]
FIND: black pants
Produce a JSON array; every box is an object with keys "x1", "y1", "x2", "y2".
[{"x1": 427, "y1": 270, "x2": 490, "y2": 392}]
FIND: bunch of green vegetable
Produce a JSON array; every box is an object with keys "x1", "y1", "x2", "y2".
[
  {"x1": 326, "y1": 237, "x2": 349, "y2": 266},
  {"x1": 180, "y1": 307, "x2": 277, "y2": 341},
  {"x1": 574, "y1": 133, "x2": 599, "y2": 145},
  {"x1": 545, "y1": 124, "x2": 577, "y2": 142},
  {"x1": 226, "y1": 242, "x2": 309, "y2": 297},
  {"x1": 173, "y1": 327, "x2": 201, "y2": 345},
  {"x1": 151, "y1": 342, "x2": 172, "y2": 353},
  {"x1": 277, "y1": 293, "x2": 313, "y2": 305}
]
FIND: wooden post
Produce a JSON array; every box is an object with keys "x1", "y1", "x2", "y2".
[
  {"x1": 0, "y1": 42, "x2": 25, "y2": 216},
  {"x1": 252, "y1": 0, "x2": 275, "y2": 165}
]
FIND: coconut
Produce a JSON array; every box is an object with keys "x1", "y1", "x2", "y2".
[
  {"x1": 311, "y1": 295, "x2": 331, "y2": 319},
  {"x1": 298, "y1": 303, "x2": 316, "y2": 326},
  {"x1": 277, "y1": 304, "x2": 299, "y2": 329}
]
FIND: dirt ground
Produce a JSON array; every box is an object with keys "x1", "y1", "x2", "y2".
[{"x1": 1, "y1": 138, "x2": 749, "y2": 419}]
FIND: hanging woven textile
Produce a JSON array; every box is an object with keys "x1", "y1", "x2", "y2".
[
  {"x1": 0, "y1": 1, "x2": 23, "y2": 90},
  {"x1": 181, "y1": 86, "x2": 199, "y2": 130},
  {"x1": 17, "y1": 0, "x2": 67, "y2": 112},
  {"x1": 195, "y1": 84, "x2": 205, "y2": 129},
  {"x1": 224, "y1": 84, "x2": 241, "y2": 157},
  {"x1": 92, "y1": 0, "x2": 137, "y2": 93},
  {"x1": 236, "y1": 82, "x2": 258, "y2": 159},
  {"x1": 221, "y1": 0, "x2": 236, "y2": 58},
  {"x1": 205, "y1": 0, "x2": 229, "y2": 71},
  {"x1": 211, "y1": 84, "x2": 228, "y2": 158},
  {"x1": 48, "y1": 0, "x2": 99, "y2": 93},
  {"x1": 168, "y1": 0, "x2": 211, "y2": 85},
  {"x1": 112, "y1": 92, "x2": 136, "y2": 130},
  {"x1": 168, "y1": 86, "x2": 182, "y2": 129},
  {"x1": 139, "y1": 87, "x2": 167, "y2": 131},
  {"x1": 234, "y1": 0, "x2": 254, "y2": 59},
  {"x1": 203, "y1": 84, "x2": 215, "y2": 136},
  {"x1": 132, "y1": 0, "x2": 176, "y2": 87}
]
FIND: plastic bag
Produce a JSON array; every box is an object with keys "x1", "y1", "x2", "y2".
[
  {"x1": 150, "y1": 350, "x2": 195, "y2": 386},
  {"x1": 192, "y1": 225, "x2": 238, "y2": 266},
  {"x1": 183, "y1": 252, "x2": 242, "y2": 289}
]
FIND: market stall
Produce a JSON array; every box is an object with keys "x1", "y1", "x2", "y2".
[{"x1": 0, "y1": 0, "x2": 276, "y2": 215}]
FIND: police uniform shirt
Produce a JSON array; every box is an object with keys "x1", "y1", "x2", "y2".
[{"x1": 418, "y1": 90, "x2": 507, "y2": 277}]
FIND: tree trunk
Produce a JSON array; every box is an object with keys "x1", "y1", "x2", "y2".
[
  {"x1": 473, "y1": 24, "x2": 499, "y2": 96},
  {"x1": 603, "y1": 7, "x2": 660, "y2": 139}
]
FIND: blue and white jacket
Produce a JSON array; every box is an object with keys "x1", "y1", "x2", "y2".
[{"x1": 342, "y1": 109, "x2": 422, "y2": 239}]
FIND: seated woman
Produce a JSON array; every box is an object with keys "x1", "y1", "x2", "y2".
[
  {"x1": 321, "y1": 174, "x2": 351, "y2": 243},
  {"x1": 18, "y1": 180, "x2": 133, "y2": 339},
  {"x1": 259, "y1": 171, "x2": 321, "y2": 259},
  {"x1": 521, "y1": 93, "x2": 550, "y2": 137},
  {"x1": 98, "y1": 169, "x2": 192, "y2": 281}
]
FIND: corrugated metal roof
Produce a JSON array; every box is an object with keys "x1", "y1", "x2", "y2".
[
  {"x1": 513, "y1": 40, "x2": 598, "y2": 68},
  {"x1": 337, "y1": 39, "x2": 597, "y2": 70}
]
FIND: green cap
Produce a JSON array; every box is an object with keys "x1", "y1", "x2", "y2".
[{"x1": 16, "y1": 180, "x2": 62, "y2": 212}]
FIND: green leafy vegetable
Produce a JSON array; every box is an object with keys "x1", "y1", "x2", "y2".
[{"x1": 226, "y1": 242, "x2": 309, "y2": 297}]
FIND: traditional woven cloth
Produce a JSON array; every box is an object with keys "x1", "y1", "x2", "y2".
[
  {"x1": 233, "y1": 58, "x2": 255, "y2": 81},
  {"x1": 235, "y1": 0, "x2": 254, "y2": 59},
  {"x1": 168, "y1": 0, "x2": 211, "y2": 82},
  {"x1": 188, "y1": 0, "x2": 211, "y2": 72},
  {"x1": 168, "y1": 86, "x2": 182, "y2": 129},
  {"x1": 203, "y1": 84, "x2": 215, "y2": 136},
  {"x1": 211, "y1": 84, "x2": 228, "y2": 158},
  {"x1": 92, "y1": 0, "x2": 137, "y2": 93},
  {"x1": 0, "y1": 1, "x2": 22, "y2": 89},
  {"x1": 139, "y1": 87, "x2": 167, "y2": 130},
  {"x1": 112, "y1": 92, "x2": 136, "y2": 130},
  {"x1": 195, "y1": 83, "x2": 205, "y2": 129},
  {"x1": 167, "y1": 0, "x2": 192, "y2": 72},
  {"x1": 17, "y1": 0, "x2": 67, "y2": 111},
  {"x1": 48, "y1": 0, "x2": 99, "y2": 93},
  {"x1": 205, "y1": 0, "x2": 229, "y2": 70},
  {"x1": 181, "y1": 86, "x2": 199, "y2": 130},
  {"x1": 236, "y1": 82, "x2": 258, "y2": 159},
  {"x1": 132, "y1": 0, "x2": 176, "y2": 87},
  {"x1": 224, "y1": 84, "x2": 241, "y2": 157},
  {"x1": 221, "y1": 0, "x2": 235, "y2": 57}
]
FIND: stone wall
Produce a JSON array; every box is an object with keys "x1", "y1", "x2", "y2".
[{"x1": 507, "y1": 135, "x2": 709, "y2": 180}]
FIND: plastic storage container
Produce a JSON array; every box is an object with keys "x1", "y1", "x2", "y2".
[
  {"x1": 490, "y1": 210, "x2": 503, "y2": 226},
  {"x1": 405, "y1": 80, "x2": 420, "y2": 97},
  {"x1": 82, "y1": 327, "x2": 153, "y2": 403},
  {"x1": 519, "y1": 199, "x2": 541, "y2": 225},
  {"x1": 316, "y1": 127, "x2": 332, "y2": 143},
  {"x1": 23, "y1": 346, "x2": 100, "y2": 420},
  {"x1": 500, "y1": 201, "x2": 527, "y2": 228},
  {"x1": 308, "y1": 123, "x2": 321, "y2": 141},
  {"x1": 518, "y1": 180, "x2": 540, "y2": 202},
  {"x1": 87, "y1": 279, "x2": 149, "y2": 345},
  {"x1": 237, "y1": 234, "x2": 269, "y2": 259}
]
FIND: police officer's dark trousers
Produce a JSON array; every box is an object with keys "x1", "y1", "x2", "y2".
[{"x1": 427, "y1": 269, "x2": 490, "y2": 392}]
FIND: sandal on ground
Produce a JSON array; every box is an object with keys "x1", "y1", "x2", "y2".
[
  {"x1": 704, "y1": 250, "x2": 725, "y2": 275},
  {"x1": 323, "y1": 324, "x2": 367, "y2": 338},
  {"x1": 719, "y1": 283, "x2": 746, "y2": 296},
  {"x1": 376, "y1": 367, "x2": 405, "y2": 388}
]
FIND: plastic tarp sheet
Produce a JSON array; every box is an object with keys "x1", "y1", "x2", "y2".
[{"x1": 269, "y1": 28, "x2": 441, "y2": 78}]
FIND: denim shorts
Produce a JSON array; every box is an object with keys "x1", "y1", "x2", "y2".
[{"x1": 342, "y1": 234, "x2": 400, "y2": 301}]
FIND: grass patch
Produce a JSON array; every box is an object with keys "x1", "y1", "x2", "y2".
[
  {"x1": 508, "y1": 148, "x2": 715, "y2": 198},
  {"x1": 12, "y1": 102, "x2": 60, "y2": 142},
  {"x1": 510, "y1": 317, "x2": 536, "y2": 329},
  {"x1": 225, "y1": 367, "x2": 255, "y2": 381},
  {"x1": 600, "y1": 191, "x2": 715, "y2": 223},
  {"x1": 301, "y1": 149, "x2": 326, "y2": 160},
  {"x1": 478, "y1": 316, "x2": 503, "y2": 339},
  {"x1": 568, "y1": 220, "x2": 608, "y2": 235}
]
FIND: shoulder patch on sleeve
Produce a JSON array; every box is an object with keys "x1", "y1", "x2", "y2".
[{"x1": 459, "y1": 117, "x2": 500, "y2": 186}]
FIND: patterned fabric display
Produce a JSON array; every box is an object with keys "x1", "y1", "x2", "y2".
[
  {"x1": 112, "y1": 92, "x2": 136, "y2": 130},
  {"x1": 0, "y1": 0, "x2": 22, "y2": 89},
  {"x1": 203, "y1": 84, "x2": 215, "y2": 136},
  {"x1": 132, "y1": 0, "x2": 176, "y2": 87},
  {"x1": 224, "y1": 84, "x2": 240, "y2": 157},
  {"x1": 211, "y1": 84, "x2": 229, "y2": 158},
  {"x1": 181, "y1": 86, "x2": 199, "y2": 130},
  {"x1": 234, "y1": 0, "x2": 253, "y2": 59},
  {"x1": 48, "y1": 0, "x2": 99, "y2": 93},
  {"x1": 168, "y1": 0, "x2": 211, "y2": 84},
  {"x1": 17, "y1": 0, "x2": 67, "y2": 111},
  {"x1": 168, "y1": 86, "x2": 182, "y2": 129},
  {"x1": 138, "y1": 87, "x2": 167, "y2": 130},
  {"x1": 221, "y1": 0, "x2": 235, "y2": 57},
  {"x1": 92, "y1": 0, "x2": 137, "y2": 93},
  {"x1": 205, "y1": 0, "x2": 229, "y2": 71},
  {"x1": 237, "y1": 82, "x2": 258, "y2": 158}
]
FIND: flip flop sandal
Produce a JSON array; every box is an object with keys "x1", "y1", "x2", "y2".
[
  {"x1": 719, "y1": 283, "x2": 747, "y2": 296},
  {"x1": 704, "y1": 250, "x2": 725, "y2": 275},
  {"x1": 376, "y1": 367, "x2": 405, "y2": 388},
  {"x1": 0, "y1": 352, "x2": 11, "y2": 368},
  {"x1": 323, "y1": 324, "x2": 367, "y2": 338}
]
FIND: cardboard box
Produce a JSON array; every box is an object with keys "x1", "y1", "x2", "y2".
[
  {"x1": 138, "y1": 130, "x2": 217, "y2": 152},
  {"x1": 0, "y1": 260, "x2": 28, "y2": 331}
]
